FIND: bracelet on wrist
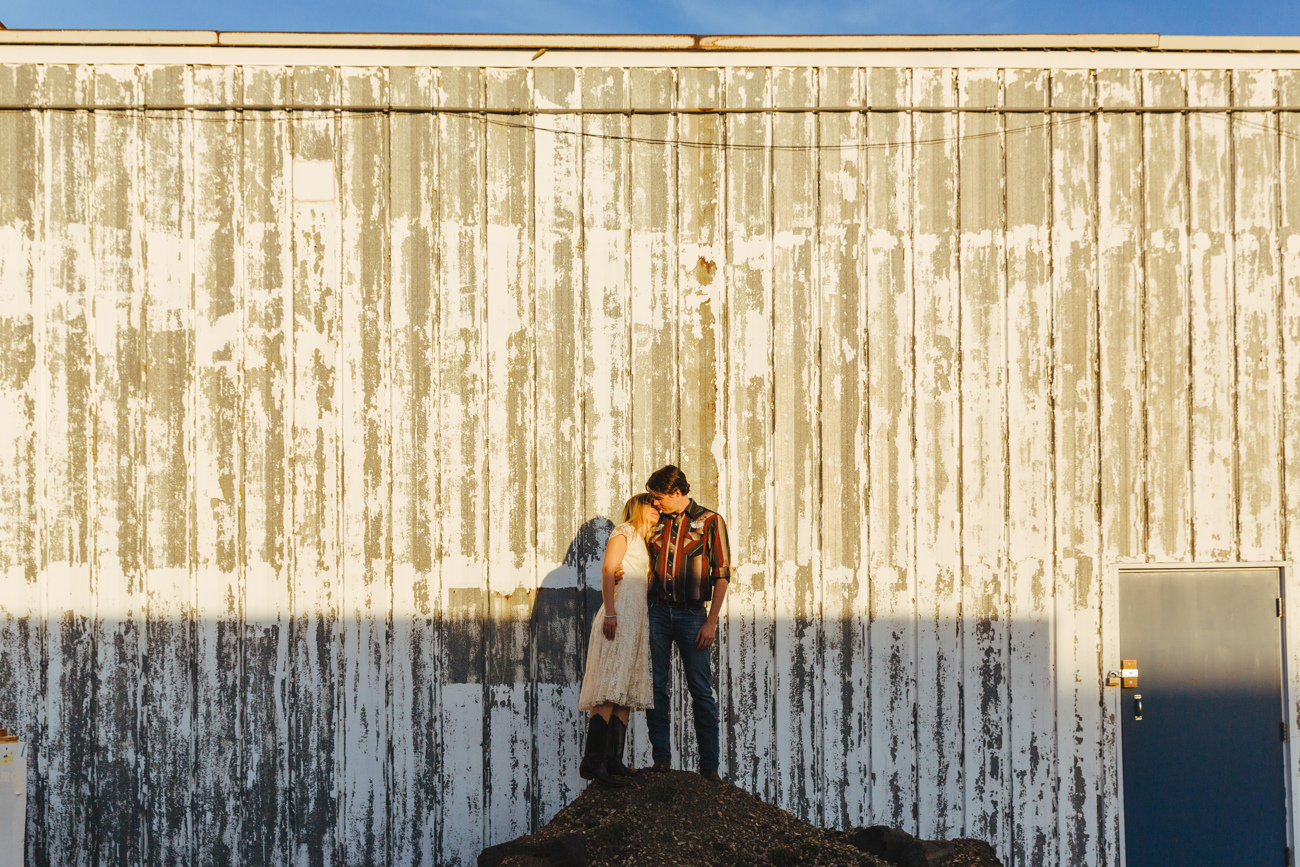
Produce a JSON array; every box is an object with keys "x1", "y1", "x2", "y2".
[{"x1": 604, "y1": 614, "x2": 617, "y2": 619}]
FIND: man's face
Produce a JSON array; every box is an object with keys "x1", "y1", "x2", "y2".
[{"x1": 650, "y1": 489, "x2": 689, "y2": 515}]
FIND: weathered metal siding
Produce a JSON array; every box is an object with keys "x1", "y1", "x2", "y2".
[{"x1": 1, "y1": 61, "x2": 1299, "y2": 867}]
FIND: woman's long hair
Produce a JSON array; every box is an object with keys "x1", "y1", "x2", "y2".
[{"x1": 620, "y1": 493, "x2": 658, "y2": 540}]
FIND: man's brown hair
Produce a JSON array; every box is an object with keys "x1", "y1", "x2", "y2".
[{"x1": 646, "y1": 465, "x2": 691, "y2": 496}]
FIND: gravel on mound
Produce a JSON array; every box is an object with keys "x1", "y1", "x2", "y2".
[
  {"x1": 937, "y1": 840, "x2": 1002, "y2": 866},
  {"x1": 844, "y1": 826, "x2": 1003, "y2": 867},
  {"x1": 480, "y1": 770, "x2": 889, "y2": 867}
]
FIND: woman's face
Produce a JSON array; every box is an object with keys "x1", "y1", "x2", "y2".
[{"x1": 643, "y1": 504, "x2": 660, "y2": 524}]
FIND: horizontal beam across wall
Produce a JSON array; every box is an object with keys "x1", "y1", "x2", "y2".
[{"x1": 2, "y1": 103, "x2": 1300, "y2": 113}]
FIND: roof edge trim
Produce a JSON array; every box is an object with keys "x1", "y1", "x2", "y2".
[
  {"x1": 3, "y1": 30, "x2": 1300, "y2": 53},
  {"x1": 699, "y1": 33, "x2": 1162, "y2": 50},
  {"x1": 218, "y1": 32, "x2": 699, "y2": 48},
  {"x1": 0, "y1": 30, "x2": 699, "y2": 49},
  {"x1": 0, "y1": 29, "x2": 220, "y2": 45}
]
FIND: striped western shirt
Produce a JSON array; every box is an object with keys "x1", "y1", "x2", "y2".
[{"x1": 647, "y1": 500, "x2": 732, "y2": 607}]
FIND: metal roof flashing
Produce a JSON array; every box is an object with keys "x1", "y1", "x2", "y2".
[{"x1": 0, "y1": 31, "x2": 1299, "y2": 53}]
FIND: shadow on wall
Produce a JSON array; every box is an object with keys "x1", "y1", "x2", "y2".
[
  {"x1": 535, "y1": 515, "x2": 614, "y2": 684},
  {"x1": 454, "y1": 514, "x2": 615, "y2": 687},
  {"x1": 0, "y1": 513, "x2": 1083, "y2": 867},
  {"x1": 0, "y1": 515, "x2": 628, "y2": 867}
]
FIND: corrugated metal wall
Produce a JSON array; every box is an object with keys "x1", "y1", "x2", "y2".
[{"x1": 1, "y1": 60, "x2": 1300, "y2": 867}]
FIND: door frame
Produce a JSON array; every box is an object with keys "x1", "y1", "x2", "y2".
[{"x1": 1111, "y1": 562, "x2": 1295, "y2": 867}]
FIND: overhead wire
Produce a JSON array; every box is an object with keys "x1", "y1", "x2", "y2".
[
  {"x1": 474, "y1": 111, "x2": 1087, "y2": 152},
  {"x1": 3, "y1": 102, "x2": 1299, "y2": 151}
]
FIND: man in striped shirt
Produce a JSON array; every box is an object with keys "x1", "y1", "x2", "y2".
[{"x1": 644, "y1": 465, "x2": 731, "y2": 783}]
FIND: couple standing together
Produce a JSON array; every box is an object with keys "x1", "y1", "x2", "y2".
[{"x1": 576, "y1": 465, "x2": 732, "y2": 787}]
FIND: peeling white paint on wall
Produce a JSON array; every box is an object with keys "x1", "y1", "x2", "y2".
[{"x1": 2, "y1": 55, "x2": 1300, "y2": 867}]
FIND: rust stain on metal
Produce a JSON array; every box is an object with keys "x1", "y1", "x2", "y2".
[{"x1": 691, "y1": 255, "x2": 717, "y2": 285}]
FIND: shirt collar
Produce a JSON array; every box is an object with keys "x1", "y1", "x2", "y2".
[{"x1": 661, "y1": 499, "x2": 702, "y2": 524}]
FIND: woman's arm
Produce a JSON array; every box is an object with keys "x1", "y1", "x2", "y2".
[{"x1": 600, "y1": 531, "x2": 628, "y2": 640}]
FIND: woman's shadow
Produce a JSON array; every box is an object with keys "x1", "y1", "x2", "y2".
[{"x1": 531, "y1": 515, "x2": 614, "y2": 686}]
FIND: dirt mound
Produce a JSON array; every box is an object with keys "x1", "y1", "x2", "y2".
[
  {"x1": 479, "y1": 769, "x2": 1000, "y2": 867},
  {"x1": 479, "y1": 770, "x2": 884, "y2": 866}
]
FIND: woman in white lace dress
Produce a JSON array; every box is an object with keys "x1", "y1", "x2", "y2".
[{"x1": 577, "y1": 493, "x2": 658, "y2": 787}]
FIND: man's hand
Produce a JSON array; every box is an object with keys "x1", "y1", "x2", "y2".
[
  {"x1": 602, "y1": 615, "x2": 618, "y2": 640},
  {"x1": 695, "y1": 616, "x2": 717, "y2": 650},
  {"x1": 614, "y1": 567, "x2": 624, "y2": 585}
]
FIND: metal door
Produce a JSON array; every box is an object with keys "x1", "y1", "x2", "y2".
[{"x1": 1119, "y1": 568, "x2": 1288, "y2": 866}]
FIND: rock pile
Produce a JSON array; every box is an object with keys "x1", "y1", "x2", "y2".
[{"x1": 478, "y1": 770, "x2": 1002, "y2": 867}]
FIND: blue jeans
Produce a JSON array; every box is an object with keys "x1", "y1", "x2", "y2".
[{"x1": 646, "y1": 599, "x2": 720, "y2": 772}]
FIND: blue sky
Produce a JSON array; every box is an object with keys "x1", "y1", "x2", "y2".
[{"x1": 1, "y1": 0, "x2": 1296, "y2": 36}]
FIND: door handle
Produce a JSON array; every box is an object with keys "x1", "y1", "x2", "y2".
[{"x1": 1134, "y1": 694, "x2": 1143, "y2": 721}]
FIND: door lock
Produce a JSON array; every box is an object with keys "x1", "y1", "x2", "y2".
[{"x1": 1121, "y1": 659, "x2": 1139, "y2": 688}]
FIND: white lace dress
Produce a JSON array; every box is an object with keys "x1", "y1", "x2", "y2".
[{"x1": 577, "y1": 523, "x2": 654, "y2": 712}]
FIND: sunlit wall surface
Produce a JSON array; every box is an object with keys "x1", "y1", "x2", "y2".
[{"x1": 2, "y1": 34, "x2": 1300, "y2": 867}]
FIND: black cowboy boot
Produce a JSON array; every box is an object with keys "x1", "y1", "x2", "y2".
[
  {"x1": 605, "y1": 717, "x2": 641, "y2": 777},
  {"x1": 579, "y1": 715, "x2": 625, "y2": 787}
]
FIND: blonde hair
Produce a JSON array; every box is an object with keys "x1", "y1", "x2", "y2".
[{"x1": 620, "y1": 493, "x2": 658, "y2": 540}]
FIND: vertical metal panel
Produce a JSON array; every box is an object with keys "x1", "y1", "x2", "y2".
[
  {"x1": 191, "y1": 62, "x2": 243, "y2": 867},
  {"x1": 238, "y1": 63, "x2": 292, "y2": 867},
  {"x1": 40, "y1": 63, "x2": 96, "y2": 867},
  {"x1": 724, "y1": 64, "x2": 774, "y2": 799},
  {"x1": 1096, "y1": 68, "x2": 1144, "y2": 566},
  {"x1": 88, "y1": 62, "x2": 144, "y2": 867},
  {"x1": 864, "y1": 64, "x2": 915, "y2": 833},
  {"x1": 140, "y1": 62, "x2": 195, "y2": 867},
  {"x1": 288, "y1": 63, "x2": 341, "y2": 867},
  {"x1": 957, "y1": 65, "x2": 1007, "y2": 851},
  {"x1": 911, "y1": 65, "x2": 963, "y2": 839},
  {"x1": 484, "y1": 64, "x2": 534, "y2": 847},
  {"x1": 770, "y1": 65, "x2": 819, "y2": 822},
  {"x1": 387, "y1": 63, "x2": 438, "y2": 867},
  {"x1": 0, "y1": 61, "x2": 43, "y2": 867},
  {"x1": 580, "y1": 65, "x2": 631, "y2": 525},
  {"x1": 1141, "y1": 70, "x2": 1192, "y2": 563},
  {"x1": 628, "y1": 66, "x2": 676, "y2": 483},
  {"x1": 340, "y1": 64, "x2": 390, "y2": 867},
  {"x1": 1003, "y1": 66, "x2": 1057, "y2": 867},
  {"x1": 818, "y1": 63, "x2": 868, "y2": 833},
  {"x1": 433, "y1": 63, "x2": 485, "y2": 867},
  {"x1": 530, "y1": 64, "x2": 584, "y2": 831},
  {"x1": 1051, "y1": 69, "x2": 1104, "y2": 867},
  {"x1": 1232, "y1": 69, "x2": 1284, "y2": 562},
  {"x1": 1186, "y1": 70, "x2": 1236, "y2": 561}
]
